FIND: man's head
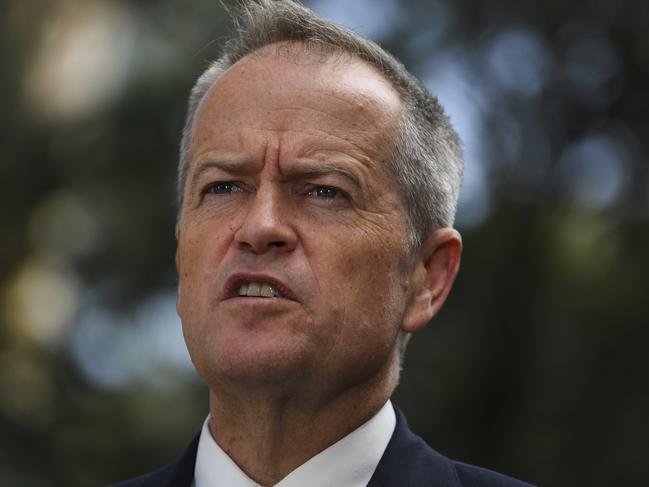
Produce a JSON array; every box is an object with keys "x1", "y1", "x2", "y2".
[
  {"x1": 177, "y1": 0, "x2": 463, "y2": 249},
  {"x1": 175, "y1": 0, "x2": 463, "y2": 400}
]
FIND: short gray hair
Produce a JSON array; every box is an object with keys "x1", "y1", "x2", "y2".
[{"x1": 178, "y1": 0, "x2": 463, "y2": 248}]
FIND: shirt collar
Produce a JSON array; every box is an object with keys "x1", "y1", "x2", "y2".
[{"x1": 193, "y1": 400, "x2": 396, "y2": 487}]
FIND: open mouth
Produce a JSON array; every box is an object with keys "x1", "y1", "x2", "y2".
[{"x1": 224, "y1": 275, "x2": 296, "y2": 301}]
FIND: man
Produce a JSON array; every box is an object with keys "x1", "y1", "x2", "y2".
[{"x1": 110, "y1": 1, "x2": 534, "y2": 486}]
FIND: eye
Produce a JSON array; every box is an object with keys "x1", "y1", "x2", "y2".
[
  {"x1": 204, "y1": 182, "x2": 242, "y2": 195},
  {"x1": 308, "y1": 185, "x2": 343, "y2": 199}
]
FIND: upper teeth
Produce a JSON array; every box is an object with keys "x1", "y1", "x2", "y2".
[{"x1": 238, "y1": 282, "x2": 280, "y2": 298}]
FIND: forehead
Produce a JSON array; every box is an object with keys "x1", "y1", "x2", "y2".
[
  {"x1": 189, "y1": 43, "x2": 403, "y2": 164},
  {"x1": 207, "y1": 42, "x2": 401, "y2": 114}
]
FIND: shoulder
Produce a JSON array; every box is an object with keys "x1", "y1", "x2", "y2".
[
  {"x1": 107, "y1": 463, "x2": 179, "y2": 487},
  {"x1": 369, "y1": 406, "x2": 535, "y2": 487},
  {"x1": 451, "y1": 461, "x2": 535, "y2": 487},
  {"x1": 106, "y1": 434, "x2": 199, "y2": 487}
]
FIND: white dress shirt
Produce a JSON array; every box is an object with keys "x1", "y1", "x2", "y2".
[{"x1": 192, "y1": 400, "x2": 396, "y2": 487}]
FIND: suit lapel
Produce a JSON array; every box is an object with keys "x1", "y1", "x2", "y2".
[
  {"x1": 367, "y1": 407, "x2": 460, "y2": 487},
  {"x1": 162, "y1": 434, "x2": 200, "y2": 487}
]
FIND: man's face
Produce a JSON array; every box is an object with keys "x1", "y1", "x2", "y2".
[{"x1": 176, "y1": 45, "x2": 421, "y2": 394}]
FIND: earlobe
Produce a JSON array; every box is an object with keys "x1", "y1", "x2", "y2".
[{"x1": 401, "y1": 228, "x2": 462, "y2": 333}]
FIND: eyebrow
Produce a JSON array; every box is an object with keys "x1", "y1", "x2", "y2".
[
  {"x1": 291, "y1": 165, "x2": 362, "y2": 189},
  {"x1": 188, "y1": 159, "x2": 253, "y2": 196},
  {"x1": 188, "y1": 158, "x2": 364, "y2": 194}
]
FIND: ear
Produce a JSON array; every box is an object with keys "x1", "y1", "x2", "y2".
[{"x1": 401, "y1": 228, "x2": 462, "y2": 333}]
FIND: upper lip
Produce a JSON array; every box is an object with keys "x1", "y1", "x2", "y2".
[{"x1": 222, "y1": 272, "x2": 298, "y2": 301}]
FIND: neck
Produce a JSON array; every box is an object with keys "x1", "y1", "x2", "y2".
[{"x1": 207, "y1": 359, "x2": 398, "y2": 486}]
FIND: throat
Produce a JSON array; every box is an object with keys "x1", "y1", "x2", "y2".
[{"x1": 206, "y1": 378, "x2": 395, "y2": 487}]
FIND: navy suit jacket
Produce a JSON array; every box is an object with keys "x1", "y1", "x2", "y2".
[{"x1": 108, "y1": 407, "x2": 534, "y2": 487}]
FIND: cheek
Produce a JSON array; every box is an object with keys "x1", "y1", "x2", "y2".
[
  {"x1": 335, "y1": 223, "x2": 408, "y2": 284},
  {"x1": 176, "y1": 227, "x2": 230, "y2": 317},
  {"x1": 319, "y1": 231, "x2": 409, "y2": 323},
  {"x1": 179, "y1": 218, "x2": 235, "y2": 271}
]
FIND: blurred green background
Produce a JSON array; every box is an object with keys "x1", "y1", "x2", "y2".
[{"x1": 2, "y1": 0, "x2": 648, "y2": 485}]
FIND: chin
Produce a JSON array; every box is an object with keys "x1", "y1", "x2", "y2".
[{"x1": 193, "y1": 334, "x2": 314, "y2": 388}]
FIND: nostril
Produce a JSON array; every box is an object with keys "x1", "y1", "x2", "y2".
[{"x1": 270, "y1": 241, "x2": 286, "y2": 248}]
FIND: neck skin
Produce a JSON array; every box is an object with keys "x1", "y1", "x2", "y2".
[{"x1": 207, "y1": 352, "x2": 399, "y2": 487}]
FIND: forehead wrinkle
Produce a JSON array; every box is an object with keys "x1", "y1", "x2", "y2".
[
  {"x1": 263, "y1": 137, "x2": 283, "y2": 179},
  {"x1": 304, "y1": 128, "x2": 386, "y2": 167},
  {"x1": 190, "y1": 120, "x2": 388, "y2": 191}
]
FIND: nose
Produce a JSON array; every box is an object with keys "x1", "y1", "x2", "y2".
[{"x1": 234, "y1": 185, "x2": 298, "y2": 254}]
